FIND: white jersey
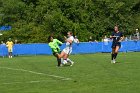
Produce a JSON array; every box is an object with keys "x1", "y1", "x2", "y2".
[
  {"x1": 66, "y1": 36, "x2": 74, "y2": 49},
  {"x1": 63, "y1": 36, "x2": 74, "y2": 54}
]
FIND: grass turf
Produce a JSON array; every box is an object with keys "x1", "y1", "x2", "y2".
[{"x1": 0, "y1": 52, "x2": 140, "y2": 93}]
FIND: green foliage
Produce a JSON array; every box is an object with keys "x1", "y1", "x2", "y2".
[{"x1": 0, "y1": 0, "x2": 140, "y2": 43}]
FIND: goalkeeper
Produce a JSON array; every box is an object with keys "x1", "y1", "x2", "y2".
[{"x1": 48, "y1": 35, "x2": 63, "y2": 67}]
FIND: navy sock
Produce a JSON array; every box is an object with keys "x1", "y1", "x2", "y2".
[
  {"x1": 111, "y1": 54, "x2": 114, "y2": 60},
  {"x1": 114, "y1": 53, "x2": 118, "y2": 59}
]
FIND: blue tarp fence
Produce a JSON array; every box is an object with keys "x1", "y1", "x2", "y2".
[
  {"x1": 0, "y1": 41, "x2": 140, "y2": 56},
  {"x1": 0, "y1": 26, "x2": 11, "y2": 31}
]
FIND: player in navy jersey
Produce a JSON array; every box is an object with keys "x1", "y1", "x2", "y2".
[{"x1": 110, "y1": 26, "x2": 124, "y2": 63}]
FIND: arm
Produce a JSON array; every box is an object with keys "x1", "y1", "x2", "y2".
[
  {"x1": 118, "y1": 36, "x2": 124, "y2": 42},
  {"x1": 110, "y1": 34, "x2": 119, "y2": 38},
  {"x1": 110, "y1": 36, "x2": 118, "y2": 38},
  {"x1": 64, "y1": 36, "x2": 67, "y2": 42},
  {"x1": 118, "y1": 32, "x2": 124, "y2": 42},
  {"x1": 64, "y1": 36, "x2": 73, "y2": 44},
  {"x1": 12, "y1": 42, "x2": 14, "y2": 46},
  {"x1": 56, "y1": 39, "x2": 63, "y2": 45},
  {"x1": 77, "y1": 39, "x2": 79, "y2": 43}
]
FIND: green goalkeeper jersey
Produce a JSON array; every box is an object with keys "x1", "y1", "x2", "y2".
[{"x1": 48, "y1": 39, "x2": 63, "y2": 53}]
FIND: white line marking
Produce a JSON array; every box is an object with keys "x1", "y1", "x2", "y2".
[
  {"x1": 0, "y1": 67, "x2": 72, "y2": 81},
  {"x1": 1, "y1": 80, "x2": 52, "y2": 85}
]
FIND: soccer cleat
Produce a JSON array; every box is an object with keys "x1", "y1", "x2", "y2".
[
  {"x1": 113, "y1": 59, "x2": 116, "y2": 63},
  {"x1": 56, "y1": 63, "x2": 64, "y2": 67},
  {"x1": 70, "y1": 61, "x2": 74, "y2": 66},
  {"x1": 111, "y1": 59, "x2": 116, "y2": 63}
]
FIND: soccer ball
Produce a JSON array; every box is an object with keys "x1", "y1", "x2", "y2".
[
  {"x1": 6, "y1": 45, "x2": 8, "y2": 47},
  {"x1": 62, "y1": 61, "x2": 67, "y2": 65}
]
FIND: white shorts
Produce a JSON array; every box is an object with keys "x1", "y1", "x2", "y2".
[{"x1": 62, "y1": 47, "x2": 72, "y2": 55}]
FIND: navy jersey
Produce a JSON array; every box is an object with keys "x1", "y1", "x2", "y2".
[{"x1": 111, "y1": 31, "x2": 123, "y2": 43}]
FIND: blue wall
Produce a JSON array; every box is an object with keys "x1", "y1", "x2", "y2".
[{"x1": 1, "y1": 41, "x2": 140, "y2": 56}]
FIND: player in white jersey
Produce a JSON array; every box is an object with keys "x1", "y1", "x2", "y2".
[{"x1": 57, "y1": 32, "x2": 74, "y2": 66}]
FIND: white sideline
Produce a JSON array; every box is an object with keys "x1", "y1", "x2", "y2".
[{"x1": 0, "y1": 67, "x2": 72, "y2": 81}]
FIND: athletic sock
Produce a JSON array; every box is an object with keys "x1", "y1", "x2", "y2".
[
  {"x1": 67, "y1": 58, "x2": 73, "y2": 63},
  {"x1": 114, "y1": 53, "x2": 118, "y2": 59},
  {"x1": 57, "y1": 58, "x2": 61, "y2": 66},
  {"x1": 111, "y1": 54, "x2": 114, "y2": 60}
]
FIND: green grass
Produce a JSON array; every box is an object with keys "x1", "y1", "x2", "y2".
[{"x1": 0, "y1": 52, "x2": 140, "y2": 93}]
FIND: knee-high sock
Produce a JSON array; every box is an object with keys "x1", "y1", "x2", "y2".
[
  {"x1": 114, "y1": 53, "x2": 118, "y2": 59},
  {"x1": 57, "y1": 58, "x2": 61, "y2": 66},
  {"x1": 111, "y1": 53, "x2": 114, "y2": 60},
  {"x1": 67, "y1": 58, "x2": 73, "y2": 63}
]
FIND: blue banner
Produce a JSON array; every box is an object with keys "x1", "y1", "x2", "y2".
[{"x1": 0, "y1": 41, "x2": 140, "y2": 56}]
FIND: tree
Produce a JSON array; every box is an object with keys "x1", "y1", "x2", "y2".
[{"x1": 0, "y1": 0, "x2": 140, "y2": 43}]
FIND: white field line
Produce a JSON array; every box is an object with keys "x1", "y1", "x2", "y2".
[
  {"x1": 0, "y1": 67, "x2": 72, "y2": 81},
  {"x1": 1, "y1": 80, "x2": 53, "y2": 85}
]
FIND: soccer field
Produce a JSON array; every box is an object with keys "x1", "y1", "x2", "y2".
[{"x1": 0, "y1": 52, "x2": 140, "y2": 93}]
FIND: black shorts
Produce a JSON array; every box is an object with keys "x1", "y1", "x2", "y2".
[
  {"x1": 111, "y1": 42, "x2": 121, "y2": 48},
  {"x1": 53, "y1": 51, "x2": 61, "y2": 56}
]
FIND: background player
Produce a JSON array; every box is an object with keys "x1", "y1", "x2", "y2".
[
  {"x1": 6, "y1": 38, "x2": 14, "y2": 58},
  {"x1": 110, "y1": 26, "x2": 124, "y2": 63}
]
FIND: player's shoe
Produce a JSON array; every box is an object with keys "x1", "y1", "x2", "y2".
[
  {"x1": 57, "y1": 64, "x2": 62, "y2": 67},
  {"x1": 70, "y1": 61, "x2": 74, "y2": 66},
  {"x1": 113, "y1": 59, "x2": 116, "y2": 63},
  {"x1": 111, "y1": 59, "x2": 116, "y2": 63}
]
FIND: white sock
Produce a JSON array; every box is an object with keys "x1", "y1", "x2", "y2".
[
  {"x1": 67, "y1": 58, "x2": 73, "y2": 63},
  {"x1": 61, "y1": 58, "x2": 63, "y2": 63}
]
